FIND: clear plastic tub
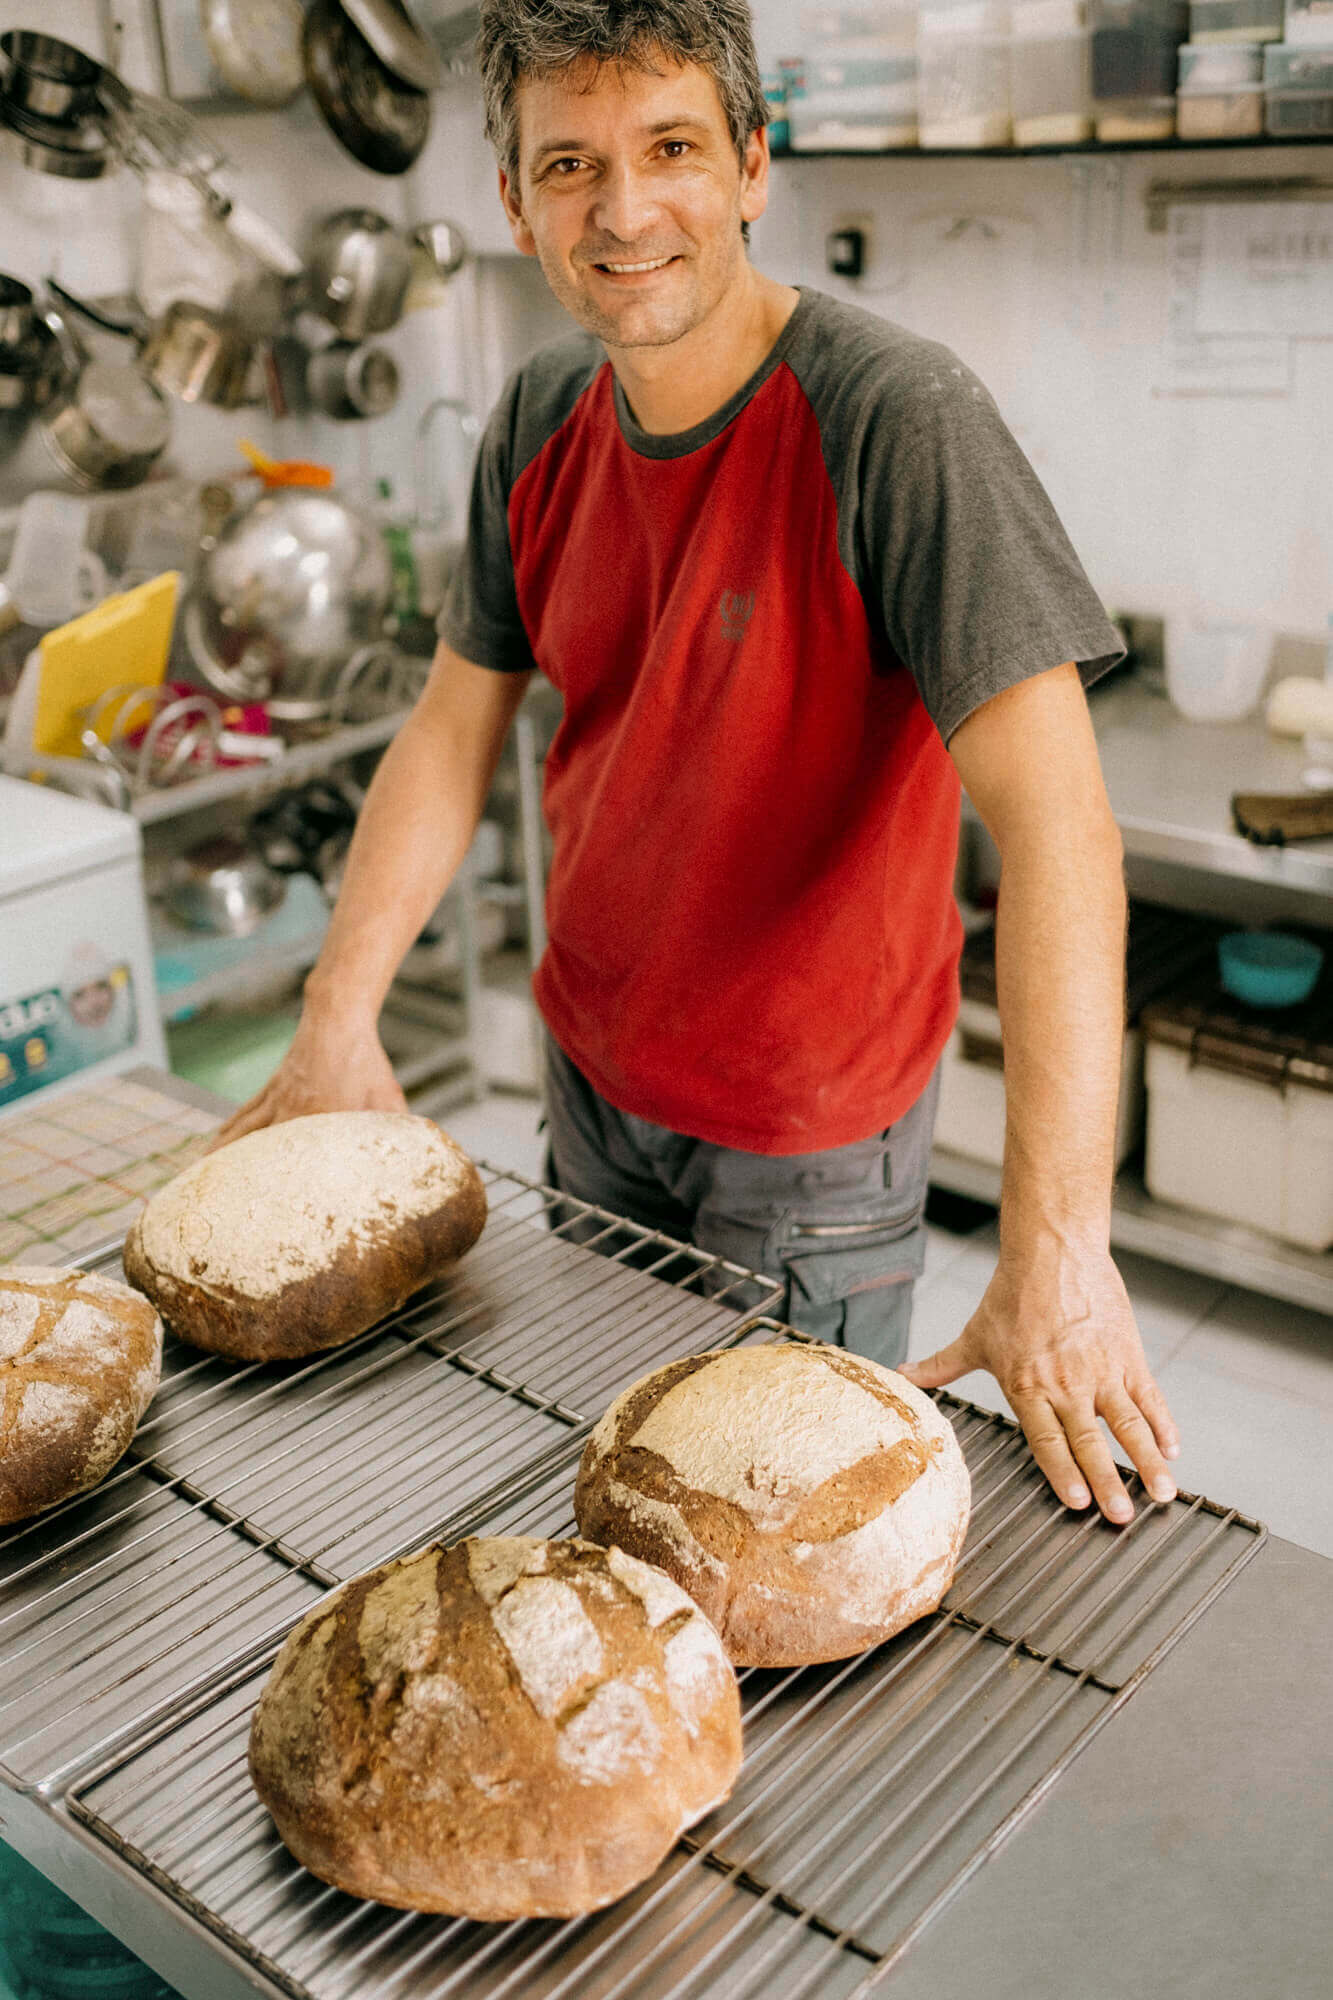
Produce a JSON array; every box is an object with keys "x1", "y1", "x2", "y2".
[
  {"x1": 1165, "y1": 616, "x2": 1270, "y2": 722},
  {"x1": 1177, "y1": 81, "x2": 1265, "y2": 130},
  {"x1": 1189, "y1": 0, "x2": 1283, "y2": 38},
  {"x1": 919, "y1": 5, "x2": 1012, "y2": 145},
  {"x1": 1178, "y1": 39, "x2": 1264, "y2": 80},
  {"x1": 1264, "y1": 44, "x2": 1333, "y2": 130},
  {"x1": 1095, "y1": 92, "x2": 1176, "y2": 132},
  {"x1": 1010, "y1": 28, "x2": 1094, "y2": 141},
  {"x1": 1282, "y1": 0, "x2": 1333, "y2": 45}
]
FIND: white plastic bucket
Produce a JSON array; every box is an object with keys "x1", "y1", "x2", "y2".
[{"x1": 1165, "y1": 617, "x2": 1271, "y2": 722}]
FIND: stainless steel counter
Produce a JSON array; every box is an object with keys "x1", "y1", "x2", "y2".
[{"x1": 1089, "y1": 677, "x2": 1333, "y2": 899}]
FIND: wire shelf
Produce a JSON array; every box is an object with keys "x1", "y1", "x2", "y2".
[
  {"x1": 66, "y1": 1323, "x2": 1265, "y2": 2000},
  {"x1": 0, "y1": 1168, "x2": 779, "y2": 1796}
]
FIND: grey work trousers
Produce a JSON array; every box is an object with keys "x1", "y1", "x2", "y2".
[{"x1": 539, "y1": 1027, "x2": 939, "y2": 1371}]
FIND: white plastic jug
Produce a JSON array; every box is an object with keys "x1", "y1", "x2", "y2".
[{"x1": 1165, "y1": 617, "x2": 1270, "y2": 723}]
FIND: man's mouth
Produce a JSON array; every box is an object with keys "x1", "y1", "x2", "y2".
[{"x1": 588, "y1": 255, "x2": 679, "y2": 276}]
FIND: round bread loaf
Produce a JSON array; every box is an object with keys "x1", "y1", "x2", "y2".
[
  {"x1": 123, "y1": 1111, "x2": 486, "y2": 1360},
  {"x1": 574, "y1": 1342, "x2": 971, "y2": 1668},
  {"x1": 0, "y1": 1266, "x2": 163, "y2": 1525},
  {"x1": 249, "y1": 1535, "x2": 742, "y2": 1919}
]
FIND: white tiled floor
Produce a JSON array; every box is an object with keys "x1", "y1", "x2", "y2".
[{"x1": 442, "y1": 1092, "x2": 1333, "y2": 1562}]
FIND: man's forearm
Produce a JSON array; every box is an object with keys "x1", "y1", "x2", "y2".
[
  {"x1": 303, "y1": 664, "x2": 526, "y2": 1029},
  {"x1": 993, "y1": 804, "x2": 1127, "y2": 1254}
]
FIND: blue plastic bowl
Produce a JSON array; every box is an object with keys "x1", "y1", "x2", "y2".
[{"x1": 1218, "y1": 931, "x2": 1324, "y2": 1010}]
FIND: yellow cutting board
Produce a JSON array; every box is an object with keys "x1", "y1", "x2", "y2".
[{"x1": 32, "y1": 571, "x2": 180, "y2": 759}]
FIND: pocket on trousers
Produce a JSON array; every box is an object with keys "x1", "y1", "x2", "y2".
[{"x1": 782, "y1": 1221, "x2": 925, "y2": 1315}]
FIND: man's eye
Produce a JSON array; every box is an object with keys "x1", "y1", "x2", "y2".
[
  {"x1": 661, "y1": 140, "x2": 692, "y2": 159},
  {"x1": 548, "y1": 158, "x2": 584, "y2": 176}
]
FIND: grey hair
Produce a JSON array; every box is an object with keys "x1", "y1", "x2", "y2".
[{"x1": 476, "y1": 0, "x2": 769, "y2": 184}]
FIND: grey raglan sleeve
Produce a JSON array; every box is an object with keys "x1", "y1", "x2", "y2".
[
  {"x1": 435, "y1": 376, "x2": 537, "y2": 674},
  {"x1": 858, "y1": 357, "x2": 1125, "y2": 742}
]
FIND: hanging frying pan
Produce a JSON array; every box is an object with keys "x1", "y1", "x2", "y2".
[{"x1": 301, "y1": 0, "x2": 430, "y2": 175}]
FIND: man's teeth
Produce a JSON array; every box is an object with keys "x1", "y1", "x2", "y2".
[{"x1": 599, "y1": 257, "x2": 673, "y2": 272}]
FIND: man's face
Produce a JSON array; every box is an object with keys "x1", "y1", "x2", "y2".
[{"x1": 500, "y1": 54, "x2": 769, "y2": 350}]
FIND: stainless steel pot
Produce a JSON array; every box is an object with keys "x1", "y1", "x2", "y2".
[
  {"x1": 0, "y1": 31, "x2": 104, "y2": 121},
  {"x1": 304, "y1": 207, "x2": 413, "y2": 338},
  {"x1": 140, "y1": 301, "x2": 256, "y2": 408},
  {"x1": 185, "y1": 485, "x2": 394, "y2": 721},
  {"x1": 37, "y1": 303, "x2": 171, "y2": 490},
  {"x1": 305, "y1": 339, "x2": 399, "y2": 419}
]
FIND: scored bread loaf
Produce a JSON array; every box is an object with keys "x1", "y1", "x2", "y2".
[
  {"x1": 574, "y1": 1341, "x2": 971, "y2": 1667},
  {"x1": 0, "y1": 1266, "x2": 163, "y2": 1525},
  {"x1": 123, "y1": 1111, "x2": 486, "y2": 1360},
  {"x1": 249, "y1": 1536, "x2": 742, "y2": 1919}
]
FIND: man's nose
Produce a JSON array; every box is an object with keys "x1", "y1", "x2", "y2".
[{"x1": 589, "y1": 163, "x2": 662, "y2": 247}]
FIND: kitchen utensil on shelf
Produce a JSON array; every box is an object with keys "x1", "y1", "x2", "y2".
[
  {"x1": 165, "y1": 833, "x2": 287, "y2": 937},
  {"x1": 305, "y1": 339, "x2": 399, "y2": 418},
  {"x1": 340, "y1": 0, "x2": 442, "y2": 89},
  {"x1": 0, "y1": 277, "x2": 65, "y2": 463},
  {"x1": 1165, "y1": 617, "x2": 1271, "y2": 724},
  {"x1": 1231, "y1": 785, "x2": 1333, "y2": 846},
  {"x1": 36, "y1": 294, "x2": 171, "y2": 490},
  {"x1": 0, "y1": 93, "x2": 109, "y2": 177},
  {"x1": 0, "y1": 492, "x2": 102, "y2": 629},
  {"x1": 200, "y1": 0, "x2": 307, "y2": 108},
  {"x1": 302, "y1": 0, "x2": 431, "y2": 173},
  {"x1": 249, "y1": 776, "x2": 360, "y2": 891},
  {"x1": 185, "y1": 483, "x2": 394, "y2": 721},
  {"x1": 26, "y1": 573, "x2": 177, "y2": 759},
  {"x1": 45, "y1": 277, "x2": 257, "y2": 411},
  {"x1": 0, "y1": 31, "x2": 104, "y2": 121},
  {"x1": 1218, "y1": 930, "x2": 1325, "y2": 1009},
  {"x1": 411, "y1": 217, "x2": 468, "y2": 281},
  {"x1": 303, "y1": 207, "x2": 414, "y2": 337}
]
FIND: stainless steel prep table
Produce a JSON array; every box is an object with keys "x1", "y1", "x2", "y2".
[{"x1": 0, "y1": 1070, "x2": 1327, "y2": 1999}]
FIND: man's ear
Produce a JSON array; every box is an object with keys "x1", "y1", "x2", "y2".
[
  {"x1": 499, "y1": 167, "x2": 538, "y2": 257},
  {"x1": 739, "y1": 125, "x2": 771, "y2": 228}
]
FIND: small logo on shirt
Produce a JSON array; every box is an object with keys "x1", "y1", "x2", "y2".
[{"x1": 719, "y1": 590, "x2": 755, "y2": 643}]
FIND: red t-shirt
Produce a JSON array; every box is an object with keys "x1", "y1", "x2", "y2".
[{"x1": 439, "y1": 288, "x2": 1122, "y2": 1154}]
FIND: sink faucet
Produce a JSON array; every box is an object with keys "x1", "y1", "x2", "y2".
[{"x1": 413, "y1": 396, "x2": 480, "y2": 531}]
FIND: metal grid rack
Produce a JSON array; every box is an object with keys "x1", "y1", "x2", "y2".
[
  {"x1": 0, "y1": 1168, "x2": 780, "y2": 1797},
  {"x1": 65, "y1": 1320, "x2": 1265, "y2": 2000}
]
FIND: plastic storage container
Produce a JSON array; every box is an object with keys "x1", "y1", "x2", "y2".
[
  {"x1": 789, "y1": 6, "x2": 918, "y2": 147},
  {"x1": 1010, "y1": 0, "x2": 1094, "y2": 142},
  {"x1": 934, "y1": 902, "x2": 1220, "y2": 1172},
  {"x1": 1284, "y1": 0, "x2": 1333, "y2": 46},
  {"x1": 1177, "y1": 41, "x2": 1265, "y2": 131},
  {"x1": 1091, "y1": 0, "x2": 1189, "y2": 133},
  {"x1": 919, "y1": 0, "x2": 1012, "y2": 145},
  {"x1": 1264, "y1": 43, "x2": 1333, "y2": 130},
  {"x1": 1141, "y1": 963, "x2": 1333, "y2": 1252},
  {"x1": 1164, "y1": 616, "x2": 1270, "y2": 720},
  {"x1": 1188, "y1": 0, "x2": 1283, "y2": 38}
]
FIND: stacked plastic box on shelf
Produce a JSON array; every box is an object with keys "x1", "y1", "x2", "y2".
[
  {"x1": 1264, "y1": 42, "x2": 1333, "y2": 129},
  {"x1": 1090, "y1": 0, "x2": 1191, "y2": 136},
  {"x1": 1010, "y1": 0, "x2": 1094, "y2": 143},
  {"x1": 1175, "y1": 40, "x2": 1266, "y2": 133},
  {"x1": 918, "y1": 0, "x2": 1014, "y2": 144},
  {"x1": 786, "y1": 7, "x2": 920, "y2": 148}
]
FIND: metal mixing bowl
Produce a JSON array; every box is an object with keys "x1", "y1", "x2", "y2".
[
  {"x1": 185, "y1": 485, "x2": 394, "y2": 721},
  {"x1": 165, "y1": 835, "x2": 287, "y2": 937}
]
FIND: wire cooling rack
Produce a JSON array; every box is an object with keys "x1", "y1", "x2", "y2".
[
  {"x1": 0, "y1": 1168, "x2": 779, "y2": 1796},
  {"x1": 65, "y1": 1320, "x2": 1265, "y2": 2000}
]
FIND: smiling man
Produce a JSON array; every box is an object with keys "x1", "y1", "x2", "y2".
[{"x1": 217, "y1": 0, "x2": 1181, "y2": 1528}]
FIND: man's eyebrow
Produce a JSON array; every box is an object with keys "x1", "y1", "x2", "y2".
[{"x1": 530, "y1": 116, "x2": 712, "y2": 163}]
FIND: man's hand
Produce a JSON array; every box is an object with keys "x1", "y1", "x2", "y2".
[
  {"x1": 206, "y1": 1007, "x2": 406, "y2": 1153},
  {"x1": 899, "y1": 1243, "x2": 1180, "y2": 1524}
]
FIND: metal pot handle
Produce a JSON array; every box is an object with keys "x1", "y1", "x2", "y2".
[
  {"x1": 44, "y1": 276, "x2": 148, "y2": 343},
  {"x1": 37, "y1": 301, "x2": 88, "y2": 377}
]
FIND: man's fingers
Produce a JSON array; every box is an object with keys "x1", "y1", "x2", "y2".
[
  {"x1": 1049, "y1": 1393, "x2": 1138, "y2": 1523},
  {"x1": 1008, "y1": 1390, "x2": 1096, "y2": 1512},
  {"x1": 1125, "y1": 1369, "x2": 1181, "y2": 1463},
  {"x1": 898, "y1": 1337, "x2": 970, "y2": 1390},
  {"x1": 206, "y1": 1092, "x2": 274, "y2": 1153},
  {"x1": 1098, "y1": 1386, "x2": 1177, "y2": 1506}
]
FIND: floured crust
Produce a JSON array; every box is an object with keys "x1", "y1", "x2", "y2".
[
  {"x1": 123, "y1": 1112, "x2": 487, "y2": 1360},
  {"x1": 249, "y1": 1536, "x2": 742, "y2": 1919},
  {"x1": 0, "y1": 1265, "x2": 163, "y2": 1525},
  {"x1": 574, "y1": 1342, "x2": 971, "y2": 1667}
]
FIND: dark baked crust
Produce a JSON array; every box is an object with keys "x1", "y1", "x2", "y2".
[
  {"x1": 124, "y1": 1150, "x2": 487, "y2": 1362},
  {"x1": 248, "y1": 1538, "x2": 742, "y2": 1919},
  {"x1": 574, "y1": 1344, "x2": 970, "y2": 1668}
]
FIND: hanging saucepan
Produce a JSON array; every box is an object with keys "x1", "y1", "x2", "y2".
[
  {"x1": 303, "y1": 208, "x2": 414, "y2": 338},
  {"x1": 0, "y1": 31, "x2": 104, "y2": 121},
  {"x1": 302, "y1": 0, "x2": 430, "y2": 175},
  {"x1": 305, "y1": 339, "x2": 400, "y2": 419},
  {"x1": 45, "y1": 278, "x2": 256, "y2": 410},
  {"x1": 37, "y1": 299, "x2": 171, "y2": 491},
  {"x1": 0, "y1": 274, "x2": 64, "y2": 459}
]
